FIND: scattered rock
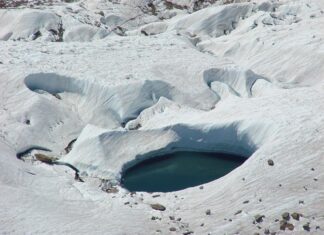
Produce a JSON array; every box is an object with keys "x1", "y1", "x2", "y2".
[
  {"x1": 124, "y1": 202, "x2": 130, "y2": 205},
  {"x1": 151, "y1": 203, "x2": 166, "y2": 211},
  {"x1": 267, "y1": 159, "x2": 274, "y2": 166},
  {"x1": 169, "y1": 216, "x2": 175, "y2": 220},
  {"x1": 291, "y1": 212, "x2": 300, "y2": 221},
  {"x1": 243, "y1": 200, "x2": 249, "y2": 204},
  {"x1": 205, "y1": 209, "x2": 211, "y2": 215},
  {"x1": 65, "y1": 138, "x2": 77, "y2": 154},
  {"x1": 52, "y1": 93, "x2": 61, "y2": 100},
  {"x1": 303, "y1": 222, "x2": 311, "y2": 231},
  {"x1": 254, "y1": 214, "x2": 265, "y2": 223},
  {"x1": 234, "y1": 210, "x2": 242, "y2": 215},
  {"x1": 34, "y1": 153, "x2": 57, "y2": 164},
  {"x1": 183, "y1": 231, "x2": 193, "y2": 235},
  {"x1": 282, "y1": 212, "x2": 290, "y2": 221},
  {"x1": 280, "y1": 220, "x2": 287, "y2": 230},
  {"x1": 169, "y1": 227, "x2": 176, "y2": 232},
  {"x1": 286, "y1": 223, "x2": 294, "y2": 231},
  {"x1": 152, "y1": 194, "x2": 160, "y2": 198},
  {"x1": 106, "y1": 187, "x2": 119, "y2": 194}
]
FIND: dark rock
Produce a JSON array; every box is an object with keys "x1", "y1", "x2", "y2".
[
  {"x1": 280, "y1": 220, "x2": 287, "y2": 230},
  {"x1": 286, "y1": 223, "x2": 294, "y2": 231},
  {"x1": 169, "y1": 216, "x2": 175, "y2": 220},
  {"x1": 303, "y1": 222, "x2": 311, "y2": 231},
  {"x1": 205, "y1": 209, "x2": 211, "y2": 215},
  {"x1": 311, "y1": 168, "x2": 315, "y2": 171},
  {"x1": 152, "y1": 194, "x2": 160, "y2": 198},
  {"x1": 177, "y1": 218, "x2": 181, "y2": 221},
  {"x1": 183, "y1": 231, "x2": 193, "y2": 235},
  {"x1": 200, "y1": 223, "x2": 204, "y2": 227},
  {"x1": 169, "y1": 227, "x2": 176, "y2": 232},
  {"x1": 291, "y1": 212, "x2": 300, "y2": 220},
  {"x1": 254, "y1": 214, "x2": 265, "y2": 223},
  {"x1": 151, "y1": 203, "x2": 166, "y2": 211},
  {"x1": 234, "y1": 210, "x2": 242, "y2": 215},
  {"x1": 151, "y1": 216, "x2": 157, "y2": 220},
  {"x1": 267, "y1": 159, "x2": 274, "y2": 166},
  {"x1": 264, "y1": 228, "x2": 270, "y2": 234},
  {"x1": 243, "y1": 200, "x2": 249, "y2": 204},
  {"x1": 34, "y1": 153, "x2": 56, "y2": 165},
  {"x1": 282, "y1": 212, "x2": 290, "y2": 220},
  {"x1": 199, "y1": 185, "x2": 204, "y2": 189},
  {"x1": 299, "y1": 200, "x2": 304, "y2": 204},
  {"x1": 253, "y1": 233, "x2": 260, "y2": 235},
  {"x1": 106, "y1": 187, "x2": 119, "y2": 194}
]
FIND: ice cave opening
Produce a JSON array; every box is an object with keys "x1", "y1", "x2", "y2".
[{"x1": 121, "y1": 151, "x2": 247, "y2": 192}]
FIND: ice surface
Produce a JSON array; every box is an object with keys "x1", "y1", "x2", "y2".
[{"x1": 0, "y1": 0, "x2": 324, "y2": 234}]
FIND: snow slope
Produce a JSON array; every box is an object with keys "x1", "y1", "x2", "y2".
[{"x1": 0, "y1": 0, "x2": 324, "y2": 234}]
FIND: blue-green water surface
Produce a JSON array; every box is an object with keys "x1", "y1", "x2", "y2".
[{"x1": 121, "y1": 151, "x2": 246, "y2": 192}]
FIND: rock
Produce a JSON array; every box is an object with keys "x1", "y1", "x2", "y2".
[
  {"x1": 243, "y1": 200, "x2": 249, "y2": 204},
  {"x1": 183, "y1": 231, "x2": 193, "y2": 235},
  {"x1": 291, "y1": 212, "x2": 300, "y2": 220},
  {"x1": 169, "y1": 227, "x2": 176, "y2": 232},
  {"x1": 282, "y1": 212, "x2": 290, "y2": 220},
  {"x1": 280, "y1": 220, "x2": 287, "y2": 230},
  {"x1": 205, "y1": 209, "x2": 211, "y2": 215},
  {"x1": 169, "y1": 216, "x2": 175, "y2": 220},
  {"x1": 299, "y1": 200, "x2": 304, "y2": 204},
  {"x1": 264, "y1": 228, "x2": 270, "y2": 234},
  {"x1": 199, "y1": 185, "x2": 204, "y2": 189},
  {"x1": 253, "y1": 233, "x2": 260, "y2": 235},
  {"x1": 286, "y1": 223, "x2": 294, "y2": 231},
  {"x1": 254, "y1": 214, "x2": 265, "y2": 223},
  {"x1": 303, "y1": 222, "x2": 311, "y2": 231},
  {"x1": 151, "y1": 203, "x2": 166, "y2": 211},
  {"x1": 34, "y1": 153, "x2": 57, "y2": 164},
  {"x1": 267, "y1": 159, "x2": 274, "y2": 166},
  {"x1": 105, "y1": 187, "x2": 119, "y2": 194},
  {"x1": 234, "y1": 210, "x2": 242, "y2": 215},
  {"x1": 151, "y1": 216, "x2": 158, "y2": 220}
]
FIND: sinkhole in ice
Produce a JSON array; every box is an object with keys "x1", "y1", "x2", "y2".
[{"x1": 121, "y1": 151, "x2": 246, "y2": 192}]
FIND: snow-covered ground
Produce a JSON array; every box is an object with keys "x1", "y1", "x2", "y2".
[{"x1": 0, "y1": 0, "x2": 324, "y2": 234}]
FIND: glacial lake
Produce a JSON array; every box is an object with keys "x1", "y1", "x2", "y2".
[{"x1": 121, "y1": 151, "x2": 246, "y2": 192}]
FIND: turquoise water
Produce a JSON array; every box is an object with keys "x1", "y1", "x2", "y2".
[{"x1": 121, "y1": 151, "x2": 246, "y2": 192}]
